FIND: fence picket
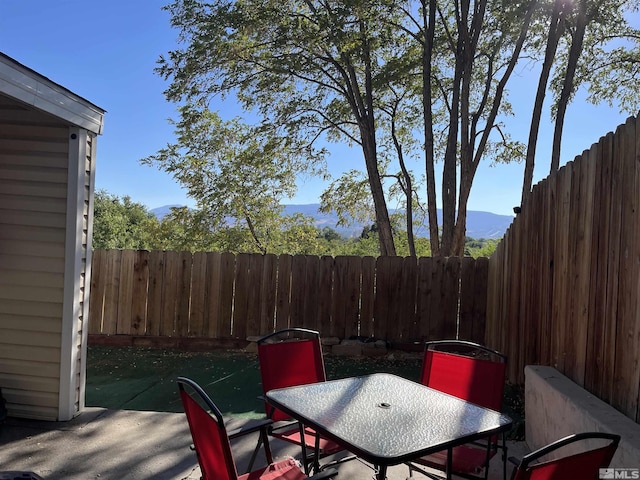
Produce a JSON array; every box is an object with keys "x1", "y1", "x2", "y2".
[
  {"x1": 259, "y1": 254, "x2": 278, "y2": 334},
  {"x1": 160, "y1": 251, "x2": 179, "y2": 336},
  {"x1": 471, "y1": 257, "x2": 488, "y2": 345},
  {"x1": 219, "y1": 252, "x2": 235, "y2": 337},
  {"x1": 189, "y1": 252, "x2": 207, "y2": 337},
  {"x1": 233, "y1": 253, "x2": 252, "y2": 340},
  {"x1": 443, "y1": 257, "x2": 460, "y2": 340},
  {"x1": 88, "y1": 249, "x2": 106, "y2": 334},
  {"x1": 289, "y1": 255, "x2": 307, "y2": 328},
  {"x1": 117, "y1": 249, "x2": 135, "y2": 335},
  {"x1": 146, "y1": 251, "x2": 163, "y2": 336},
  {"x1": 458, "y1": 257, "x2": 476, "y2": 341},
  {"x1": 416, "y1": 257, "x2": 433, "y2": 340},
  {"x1": 177, "y1": 252, "x2": 192, "y2": 337},
  {"x1": 344, "y1": 256, "x2": 362, "y2": 339},
  {"x1": 331, "y1": 256, "x2": 349, "y2": 338},
  {"x1": 303, "y1": 255, "x2": 320, "y2": 332},
  {"x1": 103, "y1": 249, "x2": 121, "y2": 335},
  {"x1": 317, "y1": 256, "x2": 334, "y2": 333},
  {"x1": 245, "y1": 254, "x2": 264, "y2": 337},
  {"x1": 398, "y1": 257, "x2": 418, "y2": 342},
  {"x1": 130, "y1": 250, "x2": 149, "y2": 336},
  {"x1": 205, "y1": 252, "x2": 222, "y2": 337},
  {"x1": 360, "y1": 256, "x2": 375, "y2": 337},
  {"x1": 428, "y1": 256, "x2": 446, "y2": 340},
  {"x1": 275, "y1": 254, "x2": 292, "y2": 331}
]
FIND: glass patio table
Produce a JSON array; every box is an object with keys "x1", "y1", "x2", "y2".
[{"x1": 265, "y1": 372, "x2": 512, "y2": 479}]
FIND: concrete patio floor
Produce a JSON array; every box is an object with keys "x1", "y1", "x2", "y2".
[{"x1": 0, "y1": 407, "x2": 529, "y2": 480}]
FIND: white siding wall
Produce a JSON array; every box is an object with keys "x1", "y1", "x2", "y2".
[{"x1": 0, "y1": 94, "x2": 79, "y2": 420}]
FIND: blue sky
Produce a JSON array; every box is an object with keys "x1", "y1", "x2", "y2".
[{"x1": 0, "y1": 0, "x2": 635, "y2": 216}]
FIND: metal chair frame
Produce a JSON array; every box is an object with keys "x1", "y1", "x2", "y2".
[
  {"x1": 177, "y1": 376, "x2": 338, "y2": 480},
  {"x1": 257, "y1": 328, "x2": 347, "y2": 473}
]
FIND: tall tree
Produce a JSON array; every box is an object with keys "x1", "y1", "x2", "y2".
[
  {"x1": 410, "y1": 0, "x2": 536, "y2": 255},
  {"x1": 157, "y1": 0, "x2": 403, "y2": 255}
]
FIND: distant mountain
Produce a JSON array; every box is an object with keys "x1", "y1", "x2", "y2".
[
  {"x1": 151, "y1": 203, "x2": 514, "y2": 239},
  {"x1": 283, "y1": 204, "x2": 514, "y2": 239},
  {"x1": 150, "y1": 204, "x2": 183, "y2": 220}
]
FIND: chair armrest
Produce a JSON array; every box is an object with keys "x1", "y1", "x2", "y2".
[
  {"x1": 225, "y1": 417, "x2": 273, "y2": 440},
  {"x1": 307, "y1": 467, "x2": 338, "y2": 479}
]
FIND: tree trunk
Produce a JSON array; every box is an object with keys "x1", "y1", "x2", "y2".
[
  {"x1": 391, "y1": 115, "x2": 416, "y2": 257},
  {"x1": 422, "y1": 0, "x2": 439, "y2": 255},
  {"x1": 521, "y1": 0, "x2": 566, "y2": 205},
  {"x1": 551, "y1": 0, "x2": 587, "y2": 172},
  {"x1": 457, "y1": 0, "x2": 535, "y2": 252},
  {"x1": 356, "y1": 17, "x2": 396, "y2": 256},
  {"x1": 440, "y1": 31, "x2": 464, "y2": 256},
  {"x1": 362, "y1": 128, "x2": 396, "y2": 256}
]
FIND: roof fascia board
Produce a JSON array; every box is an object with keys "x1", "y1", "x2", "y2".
[{"x1": 0, "y1": 54, "x2": 105, "y2": 135}]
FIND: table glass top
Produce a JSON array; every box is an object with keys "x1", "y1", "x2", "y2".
[{"x1": 266, "y1": 373, "x2": 512, "y2": 461}]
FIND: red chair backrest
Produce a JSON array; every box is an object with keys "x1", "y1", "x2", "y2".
[
  {"x1": 512, "y1": 443, "x2": 617, "y2": 479},
  {"x1": 420, "y1": 348, "x2": 506, "y2": 411},
  {"x1": 258, "y1": 337, "x2": 326, "y2": 422},
  {"x1": 179, "y1": 387, "x2": 238, "y2": 480}
]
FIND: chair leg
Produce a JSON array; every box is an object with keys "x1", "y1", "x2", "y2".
[
  {"x1": 246, "y1": 425, "x2": 273, "y2": 472},
  {"x1": 246, "y1": 436, "x2": 262, "y2": 473},
  {"x1": 262, "y1": 426, "x2": 273, "y2": 464}
]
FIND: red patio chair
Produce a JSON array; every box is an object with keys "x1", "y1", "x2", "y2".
[
  {"x1": 257, "y1": 328, "x2": 346, "y2": 473},
  {"x1": 177, "y1": 376, "x2": 338, "y2": 480},
  {"x1": 510, "y1": 432, "x2": 620, "y2": 479},
  {"x1": 407, "y1": 340, "x2": 508, "y2": 480}
]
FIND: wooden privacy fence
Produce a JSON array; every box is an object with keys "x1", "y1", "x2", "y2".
[
  {"x1": 89, "y1": 250, "x2": 489, "y2": 345},
  {"x1": 486, "y1": 114, "x2": 640, "y2": 422}
]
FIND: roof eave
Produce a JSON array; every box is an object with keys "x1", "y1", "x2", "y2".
[{"x1": 0, "y1": 52, "x2": 105, "y2": 135}]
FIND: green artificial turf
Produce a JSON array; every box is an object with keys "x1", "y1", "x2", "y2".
[
  {"x1": 86, "y1": 345, "x2": 523, "y2": 440},
  {"x1": 86, "y1": 345, "x2": 422, "y2": 418}
]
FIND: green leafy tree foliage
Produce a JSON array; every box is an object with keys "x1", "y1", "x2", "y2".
[
  {"x1": 464, "y1": 237, "x2": 500, "y2": 258},
  {"x1": 150, "y1": 204, "x2": 328, "y2": 255},
  {"x1": 92, "y1": 190, "x2": 159, "y2": 249},
  {"x1": 321, "y1": 227, "x2": 342, "y2": 243},
  {"x1": 142, "y1": 106, "x2": 324, "y2": 255}
]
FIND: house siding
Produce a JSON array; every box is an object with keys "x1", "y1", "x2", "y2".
[{"x1": 0, "y1": 94, "x2": 72, "y2": 420}]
